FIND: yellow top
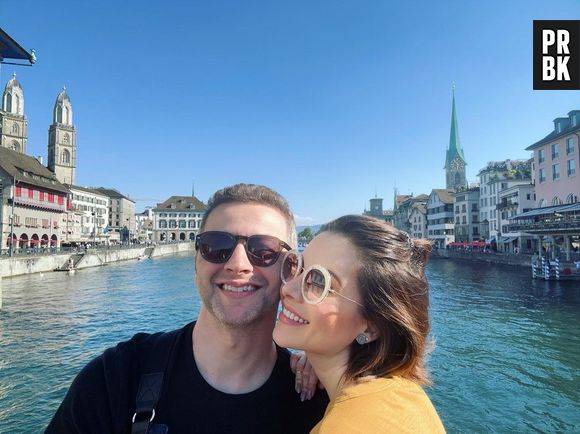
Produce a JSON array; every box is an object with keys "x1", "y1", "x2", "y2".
[{"x1": 311, "y1": 376, "x2": 446, "y2": 434}]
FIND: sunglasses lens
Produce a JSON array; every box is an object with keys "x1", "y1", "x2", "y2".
[
  {"x1": 303, "y1": 268, "x2": 327, "y2": 303},
  {"x1": 247, "y1": 236, "x2": 282, "y2": 267},
  {"x1": 198, "y1": 232, "x2": 236, "y2": 263},
  {"x1": 281, "y1": 252, "x2": 300, "y2": 284}
]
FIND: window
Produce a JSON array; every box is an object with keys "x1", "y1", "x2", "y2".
[
  {"x1": 462, "y1": 216, "x2": 466, "y2": 224},
  {"x1": 27, "y1": 188, "x2": 34, "y2": 199},
  {"x1": 63, "y1": 133, "x2": 70, "y2": 144},
  {"x1": 169, "y1": 220, "x2": 177, "y2": 228},
  {"x1": 62, "y1": 149, "x2": 70, "y2": 164},
  {"x1": 552, "y1": 164, "x2": 560, "y2": 180},
  {"x1": 552, "y1": 196, "x2": 562, "y2": 206},
  {"x1": 58, "y1": 196, "x2": 64, "y2": 205},
  {"x1": 551, "y1": 143, "x2": 559, "y2": 159},
  {"x1": 15, "y1": 185, "x2": 22, "y2": 196},
  {"x1": 455, "y1": 206, "x2": 459, "y2": 213},
  {"x1": 538, "y1": 149, "x2": 545, "y2": 164},
  {"x1": 567, "y1": 159, "x2": 576, "y2": 176},
  {"x1": 11, "y1": 123, "x2": 19, "y2": 134},
  {"x1": 566, "y1": 194, "x2": 578, "y2": 204},
  {"x1": 462, "y1": 204, "x2": 466, "y2": 212},
  {"x1": 39, "y1": 192, "x2": 45, "y2": 201},
  {"x1": 539, "y1": 168, "x2": 546, "y2": 183},
  {"x1": 159, "y1": 220, "x2": 167, "y2": 228},
  {"x1": 567, "y1": 138, "x2": 575, "y2": 155},
  {"x1": 179, "y1": 220, "x2": 186, "y2": 228},
  {"x1": 48, "y1": 193, "x2": 55, "y2": 203}
]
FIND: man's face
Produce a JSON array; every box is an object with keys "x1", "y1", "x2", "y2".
[{"x1": 195, "y1": 202, "x2": 291, "y2": 328}]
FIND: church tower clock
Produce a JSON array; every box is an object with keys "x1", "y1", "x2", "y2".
[{"x1": 48, "y1": 87, "x2": 76, "y2": 185}]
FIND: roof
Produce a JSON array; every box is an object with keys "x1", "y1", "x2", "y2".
[
  {"x1": 510, "y1": 203, "x2": 580, "y2": 220},
  {"x1": 66, "y1": 184, "x2": 109, "y2": 198},
  {"x1": 0, "y1": 27, "x2": 35, "y2": 64},
  {"x1": 92, "y1": 187, "x2": 134, "y2": 202},
  {"x1": 411, "y1": 202, "x2": 427, "y2": 214},
  {"x1": 431, "y1": 189, "x2": 454, "y2": 204},
  {"x1": 445, "y1": 91, "x2": 466, "y2": 167},
  {"x1": 477, "y1": 159, "x2": 531, "y2": 176},
  {"x1": 55, "y1": 87, "x2": 71, "y2": 104},
  {"x1": 5, "y1": 73, "x2": 21, "y2": 90},
  {"x1": 154, "y1": 195, "x2": 206, "y2": 211},
  {"x1": 0, "y1": 147, "x2": 70, "y2": 193},
  {"x1": 526, "y1": 110, "x2": 580, "y2": 150}
]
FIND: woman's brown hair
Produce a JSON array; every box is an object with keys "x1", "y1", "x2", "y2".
[{"x1": 319, "y1": 214, "x2": 433, "y2": 385}]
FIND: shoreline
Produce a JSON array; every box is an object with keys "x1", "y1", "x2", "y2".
[{"x1": 0, "y1": 242, "x2": 195, "y2": 278}]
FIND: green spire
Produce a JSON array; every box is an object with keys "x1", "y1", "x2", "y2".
[{"x1": 445, "y1": 87, "x2": 466, "y2": 168}]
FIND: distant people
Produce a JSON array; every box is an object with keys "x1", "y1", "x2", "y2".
[
  {"x1": 46, "y1": 184, "x2": 327, "y2": 433},
  {"x1": 274, "y1": 215, "x2": 445, "y2": 433}
]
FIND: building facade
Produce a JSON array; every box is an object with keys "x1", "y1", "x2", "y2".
[
  {"x1": 393, "y1": 194, "x2": 428, "y2": 233},
  {"x1": 409, "y1": 202, "x2": 427, "y2": 239},
  {"x1": 136, "y1": 208, "x2": 154, "y2": 242},
  {"x1": 497, "y1": 184, "x2": 536, "y2": 253},
  {"x1": 0, "y1": 147, "x2": 70, "y2": 251},
  {"x1": 526, "y1": 110, "x2": 579, "y2": 208},
  {"x1": 93, "y1": 188, "x2": 135, "y2": 243},
  {"x1": 478, "y1": 160, "x2": 532, "y2": 245},
  {"x1": 427, "y1": 189, "x2": 455, "y2": 248},
  {"x1": 453, "y1": 187, "x2": 480, "y2": 242},
  {"x1": 0, "y1": 73, "x2": 27, "y2": 154},
  {"x1": 152, "y1": 196, "x2": 206, "y2": 242},
  {"x1": 68, "y1": 185, "x2": 109, "y2": 244}
]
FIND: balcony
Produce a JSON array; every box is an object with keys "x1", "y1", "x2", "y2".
[{"x1": 497, "y1": 200, "x2": 518, "y2": 211}]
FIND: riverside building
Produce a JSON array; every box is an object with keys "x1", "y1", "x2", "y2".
[
  {"x1": 452, "y1": 186, "x2": 480, "y2": 242},
  {"x1": 93, "y1": 188, "x2": 135, "y2": 243},
  {"x1": 0, "y1": 148, "x2": 70, "y2": 251},
  {"x1": 427, "y1": 189, "x2": 455, "y2": 248},
  {"x1": 152, "y1": 196, "x2": 205, "y2": 242},
  {"x1": 477, "y1": 160, "x2": 532, "y2": 248},
  {"x1": 526, "y1": 110, "x2": 579, "y2": 207},
  {"x1": 67, "y1": 185, "x2": 109, "y2": 244}
]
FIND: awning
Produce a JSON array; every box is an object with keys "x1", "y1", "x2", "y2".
[
  {"x1": 498, "y1": 237, "x2": 517, "y2": 244},
  {"x1": 511, "y1": 203, "x2": 580, "y2": 220}
]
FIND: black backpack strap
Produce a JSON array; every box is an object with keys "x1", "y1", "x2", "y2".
[
  {"x1": 131, "y1": 372, "x2": 164, "y2": 434},
  {"x1": 130, "y1": 328, "x2": 182, "y2": 434}
]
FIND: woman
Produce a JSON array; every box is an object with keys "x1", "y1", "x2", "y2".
[{"x1": 273, "y1": 215, "x2": 445, "y2": 433}]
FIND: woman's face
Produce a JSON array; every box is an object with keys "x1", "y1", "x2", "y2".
[{"x1": 273, "y1": 231, "x2": 369, "y2": 358}]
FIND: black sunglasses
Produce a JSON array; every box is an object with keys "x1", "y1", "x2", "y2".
[{"x1": 195, "y1": 231, "x2": 292, "y2": 267}]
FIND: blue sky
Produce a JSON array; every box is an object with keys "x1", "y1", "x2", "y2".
[{"x1": 2, "y1": 1, "x2": 578, "y2": 224}]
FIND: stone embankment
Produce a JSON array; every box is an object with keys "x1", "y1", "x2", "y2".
[
  {"x1": 0, "y1": 243, "x2": 196, "y2": 278},
  {"x1": 431, "y1": 249, "x2": 533, "y2": 268}
]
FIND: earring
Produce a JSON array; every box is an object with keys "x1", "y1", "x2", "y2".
[{"x1": 356, "y1": 334, "x2": 369, "y2": 345}]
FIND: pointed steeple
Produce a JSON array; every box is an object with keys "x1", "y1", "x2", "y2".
[{"x1": 445, "y1": 86, "x2": 466, "y2": 168}]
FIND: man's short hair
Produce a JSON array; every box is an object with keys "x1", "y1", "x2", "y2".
[{"x1": 200, "y1": 183, "x2": 296, "y2": 246}]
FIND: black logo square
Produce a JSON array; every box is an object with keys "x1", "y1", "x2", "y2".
[{"x1": 533, "y1": 20, "x2": 580, "y2": 90}]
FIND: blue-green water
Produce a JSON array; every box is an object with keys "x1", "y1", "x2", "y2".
[{"x1": 0, "y1": 254, "x2": 578, "y2": 433}]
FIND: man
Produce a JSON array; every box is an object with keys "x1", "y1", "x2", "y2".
[{"x1": 46, "y1": 184, "x2": 327, "y2": 433}]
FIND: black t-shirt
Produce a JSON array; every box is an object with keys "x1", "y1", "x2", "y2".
[{"x1": 46, "y1": 322, "x2": 328, "y2": 434}]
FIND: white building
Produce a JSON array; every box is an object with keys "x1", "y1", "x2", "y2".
[
  {"x1": 68, "y1": 185, "x2": 109, "y2": 244},
  {"x1": 477, "y1": 160, "x2": 532, "y2": 247},
  {"x1": 136, "y1": 208, "x2": 154, "y2": 242},
  {"x1": 453, "y1": 187, "x2": 480, "y2": 242},
  {"x1": 497, "y1": 184, "x2": 536, "y2": 253},
  {"x1": 409, "y1": 202, "x2": 427, "y2": 239},
  {"x1": 427, "y1": 189, "x2": 455, "y2": 248},
  {"x1": 153, "y1": 196, "x2": 206, "y2": 242}
]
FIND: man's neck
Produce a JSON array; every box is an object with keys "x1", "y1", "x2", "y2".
[{"x1": 192, "y1": 308, "x2": 278, "y2": 394}]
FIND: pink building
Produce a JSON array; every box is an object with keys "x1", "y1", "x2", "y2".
[{"x1": 526, "y1": 110, "x2": 580, "y2": 207}]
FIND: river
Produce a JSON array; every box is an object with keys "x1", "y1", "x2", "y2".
[{"x1": 0, "y1": 253, "x2": 578, "y2": 432}]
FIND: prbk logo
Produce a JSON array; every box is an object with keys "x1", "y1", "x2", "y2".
[{"x1": 533, "y1": 20, "x2": 579, "y2": 90}]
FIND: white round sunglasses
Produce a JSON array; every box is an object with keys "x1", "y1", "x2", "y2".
[{"x1": 280, "y1": 250, "x2": 363, "y2": 307}]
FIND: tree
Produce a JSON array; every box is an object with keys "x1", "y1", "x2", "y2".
[{"x1": 298, "y1": 227, "x2": 313, "y2": 243}]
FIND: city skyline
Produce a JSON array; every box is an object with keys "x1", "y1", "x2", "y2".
[{"x1": 2, "y1": 1, "x2": 578, "y2": 224}]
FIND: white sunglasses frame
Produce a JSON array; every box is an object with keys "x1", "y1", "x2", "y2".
[{"x1": 281, "y1": 250, "x2": 364, "y2": 307}]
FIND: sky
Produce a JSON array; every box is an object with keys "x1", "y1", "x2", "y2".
[{"x1": 1, "y1": 0, "x2": 578, "y2": 225}]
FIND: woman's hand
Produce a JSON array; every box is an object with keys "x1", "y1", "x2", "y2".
[{"x1": 290, "y1": 351, "x2": 321, "y2": 401}]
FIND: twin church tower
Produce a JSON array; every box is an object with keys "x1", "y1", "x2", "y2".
[{"x1": 0, "y1": 73, "x2": 76, "y2": 185}]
